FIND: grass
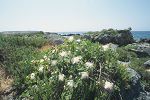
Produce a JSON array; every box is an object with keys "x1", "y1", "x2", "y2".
[{"x1": 0, "y1": 33, "x2": 49, "y2": 91}]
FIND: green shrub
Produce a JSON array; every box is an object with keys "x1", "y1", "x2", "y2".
[
  {"x1": 116, "y1": 47, "x2": 137, "y2": 62},
  {"x1": 18, "y1": 37, "x2": 130, "y2": 100}
]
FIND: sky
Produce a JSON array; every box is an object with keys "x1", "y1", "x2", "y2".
[{"x1": 0, "y1": 0, "x2": 150, "y2": 32}]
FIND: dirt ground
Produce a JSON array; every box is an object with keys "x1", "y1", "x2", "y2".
[
  {"x1": 0, "y1": 64, "x2": 13, "y2": 94},
  {"x1": 39, "y1": 43, "x2": 55, "y2": 52}
]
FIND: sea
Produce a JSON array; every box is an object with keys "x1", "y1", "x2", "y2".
[{"x1": 58, "y1": 31, "x2": 150, "y2": 41}]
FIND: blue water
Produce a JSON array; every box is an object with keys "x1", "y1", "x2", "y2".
[
  {"x1": 58, "y1": 31, "x2": 150, "y2": 41},
  {"x1": 132, "y1": 31, "x2": 150, "y2": 41}
]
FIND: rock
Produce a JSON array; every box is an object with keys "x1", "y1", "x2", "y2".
[
  {"x1": 126, "y1": 68, "x2": 141, "y2": 85},
  {"x1": 114, "y1": 31, "x2": 134, "y2": 46},
  {"x1": 83, "y1": 35, "x2": 92, "y2": 40},
  {"x1": 119, "y1": 67, "x2": 150, "y2": 100},
  {"x1": 61, "y1": 33, "x2": 80, "y2": 36},
  {"x1": 137, "y1": 91, "x2": 150, "y2": 100},
  {"x1": 137, "y1": 43, "x2": 150, "y2": 56},
  {"x1": 83, "y1": 29, "x2": 134, "y2": 46},
  {"x1": 45, "y1": 32, "x2": 64, "y2": 45},
  {"x1": 139, "y1": 38, "x2": 150, "y2": 44},
  {"x1": 102, "y1": 43, "x2": 118, "y2": 51},
  {"x1": 129, "y1": 43, "x2": 150, "y2": 57},
  {"x1": 119, "y1": 68, "x2": 142, "y2": 100},
  {"x1": 53, "y1": 39, "x2": 64, "y2": 45},
  {"x1": 144, "y1": 60, "x2": 150, "y2": 68}
]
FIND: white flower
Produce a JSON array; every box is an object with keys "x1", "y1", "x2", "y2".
[
  {"x1": 31, "y1": 60, "x2": 36, "y2": 64},
  {"x1": 68, "y1": 36, "x2": 74, "y2": 42},
  {"x1": 40, "y1": 59, "x2": 44, "y2": 63},
  {"x1": 102, "y1": 44, "x2": 109, "y2": 51},
  {"x1": 59, "y1": 51, "x2": 68, "y2": 57},
  {"x1": 71, "y1": 56, "x2": 82, "y2": 64},
  {"x1": 76, "y1": 39, "x2": 81, "y2": 43},
  {"x1": 67, "y1": 80, "x2": 74, "y2": 87},
  {"x1": 85, "y1": 62, "x2": 94, "y2": 68},
  {"x1": 39, "y1": 66, "x2": 44, "y2": 72},
  {"x1": 68, "y1": 51, "x2": 71, "y2": 55},
  {"x1": 43, "y1": 55, "x2": 49, "y2": 61},
  {"x1": 43, "y1": 55, "x2": 47, "y2": 59},
  {"x1": 32, "y1": 85, "x2": 38, "y2": 88},
  {"x1": 80, "y1": 72, "x2": 89, "y2": 79},
  {"x1": 52, "y1": 50, "x2": 55, "y2": 53},
  {"x1": 58, "y1": 73, "x2": 65, "y2": 81},
  {"x1": 104, "y1": 81, "x2": 114, "y2": 91},
  {"x1": 30, "y1": 73, "x2": 35, "y2": 80},
  {"x1": 69, "y1": 75, "x2": 73, "y2": 79},
  {"x1": 51, "y1": 60, "x2": 57, "y2": 66}
]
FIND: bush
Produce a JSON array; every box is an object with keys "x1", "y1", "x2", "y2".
[
  {"x1": 116, "y1": 47, "x2": 137, "y2": 62},
  {"x1": 19, "y1": 37, "x2": 130, "y2": 100}
]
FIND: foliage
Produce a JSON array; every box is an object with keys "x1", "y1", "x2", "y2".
[
  {"x1": 0, "y1": 33, "x2": 49, "y2": 86},
  {"x1": 18, "y1": 37, "x2": 130, "y2": 100},
  {"x1": 116, "y1": 47, "x2": 137, "y2": 62},
  {"x1": 0, "y1": 33, "x2": 48, "y2": 48}
]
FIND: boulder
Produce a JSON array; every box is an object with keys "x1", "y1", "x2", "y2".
[
  {"x1": 61, "y1": 33, "x2": 80, "y2": 36},
  {"x1": 83, "y1": 29, "x2": 134, "y2": 46},
  {"x1": 139, "y1": 38, "x2": 150, "y2": 44},
  {"x1": 119, "y1": 67, "x2": 150, "y2": 100},
  {"x1": 44, "y1": 32, "x2": 64, "y2": 45},
  {"x1": 52, "y1": 39, "x2": 64, "y2": 45},
  {"x1": 129, "y1": 43, "x2": 150, "y2": 57},
  {"x1": 126, "y1": 68, "x2": 141, "y2": 85},
  {"x1": 114, "y1": 31, "x2": 134, "y2": 46},
  {"x1": 102, "y1": 43, "x2": 118, "y2": 51}
]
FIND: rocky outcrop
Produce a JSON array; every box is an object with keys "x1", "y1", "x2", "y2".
[
  {"x1": 44, "y1": 32, "x2": 64, "y2": 45},
  {"x1": 129, "y1": 43, "x2": 150, "y2": 57},
  {"x1": 61, "y1": 33, "x2": 80, "y2": 36},
  {"x1": 120, "y1": 67, "x2": 150, "y2": 100},
  {"x1": 139, "y1": 38, "x2": 150, "y2": 44},
  {"x1": 83, "y1": 29, "x2": 134, "y2": 46}
]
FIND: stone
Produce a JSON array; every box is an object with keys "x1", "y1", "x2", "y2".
[
  {"x1": 83, "y1": 29, "x2": 134, "y2": 46},
  {"x1": 126, "y1": 68, "x2": 141, "y2": 85},
  {"x1": 129, "y1": 43, "x2": 150, "y2": 57},
  {"x1": 119, "y1": 68, "x2": 150, "y2": 100},
  {"x1": 45, "y1": 32, "x2": 64, "y2": 45},
  {"x1": 139, "y1": 38, "x2": 150, "y2": 44},
  {"x1": 53, "y1": 39, "x2": 64, "y2": 45}
]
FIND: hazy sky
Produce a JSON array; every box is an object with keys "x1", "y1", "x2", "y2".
[{"x1": 0, "y1": 0, "x2": 150, "y2": 32}]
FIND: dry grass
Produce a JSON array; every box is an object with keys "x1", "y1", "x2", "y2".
[
  {"x1": 38, "y1": 43, "x2": 56, "y2": 52},
  {"x1": 0, "y1": 65, "x2": 13, "y2": 93}
]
